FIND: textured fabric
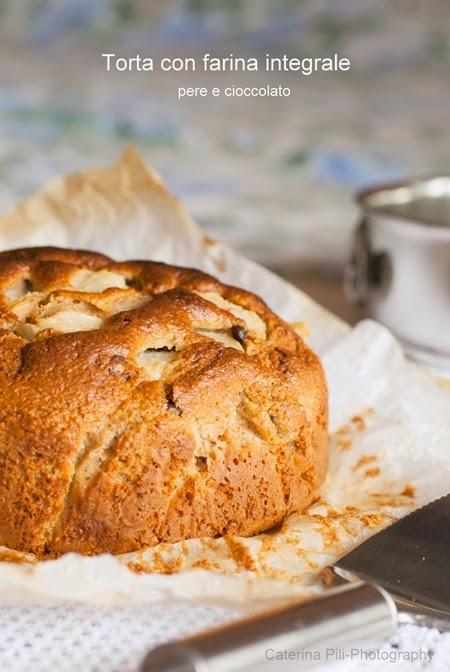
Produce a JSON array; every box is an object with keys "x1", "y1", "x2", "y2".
[
  {"x1": 0, "y1": 602, "x2": 238, "y2": 672},
  {"x1": 0, "y1": 602, "x2": 449, "y2": 672}
]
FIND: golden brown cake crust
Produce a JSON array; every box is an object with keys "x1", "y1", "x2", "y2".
[{"x1": 0, "y1": 246, "x2": 328, "y2": 558}]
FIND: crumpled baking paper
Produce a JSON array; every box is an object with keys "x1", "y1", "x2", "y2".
[{"x1": 0, "y1": 148, "x2": 449, "y2": 606}]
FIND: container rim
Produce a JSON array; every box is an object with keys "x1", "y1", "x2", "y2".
[{"x1": 356, "y1": 174, "x2": 450, "y2": 238}]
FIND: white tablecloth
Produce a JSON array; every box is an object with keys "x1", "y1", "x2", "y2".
[{"x1": 1, "y1": 601, "x2": 449, "y2": 672}]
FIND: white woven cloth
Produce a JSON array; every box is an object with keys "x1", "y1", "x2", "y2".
[{"x1": 0, "y1": 601, "x2": 449, "y2": 672}]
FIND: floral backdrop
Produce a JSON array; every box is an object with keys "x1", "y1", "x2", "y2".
[{"x1": 0, "y1": 0, "x2": 448, "y2": 267}]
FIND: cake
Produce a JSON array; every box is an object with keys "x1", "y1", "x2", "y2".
[{"x1": 0, "y1": 246, "x2": 328, "y2": 558}]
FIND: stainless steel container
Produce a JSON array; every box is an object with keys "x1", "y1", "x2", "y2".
[{"x1": 345, "y1": 176, "x2": 450, "y2": 372}]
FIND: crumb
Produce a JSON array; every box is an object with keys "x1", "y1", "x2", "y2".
[
  {"x1": 291, "y1": 321, "x2": 310, "y2": 340},
  {"x1": 320, "y1": 567, "x2": 336, "y2": 586},
  {"x1": 352, "y1": 454, "x2": 377, "y2": 471}
]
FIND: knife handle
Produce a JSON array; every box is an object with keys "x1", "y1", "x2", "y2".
[{"x1": 140, "y1": 582, "x2": 396, "y2": 672}]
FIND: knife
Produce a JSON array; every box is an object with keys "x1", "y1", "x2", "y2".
[{"x1": 140, "y1": 494, "x2": 450, "y2": 672}]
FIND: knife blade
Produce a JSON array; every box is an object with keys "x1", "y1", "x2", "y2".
[
  {"x1": 140, "y1": 495, "x2": 450, "y2": 672},
  {"x1": 336, "y1": 493, "x2": 450, "y2": 613}
]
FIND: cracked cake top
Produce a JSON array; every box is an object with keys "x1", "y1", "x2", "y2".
[{"x1": 0, "y1": 246, "x2": 327, "y2": 558}]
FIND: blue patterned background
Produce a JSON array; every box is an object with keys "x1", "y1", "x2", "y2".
[{"x1": 0, "y1": 0, "x2": 448, "y2": 266}]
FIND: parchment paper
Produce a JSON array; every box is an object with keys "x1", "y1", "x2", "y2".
[{"x1": 0, "y1": 148, "x2": 449, "y2": 605}]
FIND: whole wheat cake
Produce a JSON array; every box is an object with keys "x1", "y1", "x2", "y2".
[{"x1": 0, "y1": 246, "x2": 328, "y2": 559}]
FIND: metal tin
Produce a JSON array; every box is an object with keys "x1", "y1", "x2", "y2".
[{"x1": 345, "y1": 176, "x2": 450, "y2": 372}]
